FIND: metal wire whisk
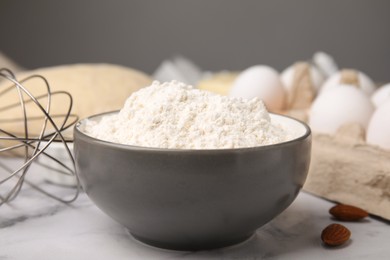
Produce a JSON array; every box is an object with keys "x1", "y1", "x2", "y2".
[{"x1": 0, "y1": 68, "x2": 80, "y2": 206}]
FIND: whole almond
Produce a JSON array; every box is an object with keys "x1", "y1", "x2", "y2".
[
  {"x1": 321, "y1": 223, "x2": 351, "y2": 247},
  {"x1": 329, "y1": 204, "x2": 368, "y2": 221}
]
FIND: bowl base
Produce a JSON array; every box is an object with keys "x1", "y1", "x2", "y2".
[{"x1": 130, "y1": 231, "x2": 255, "y2": 251}]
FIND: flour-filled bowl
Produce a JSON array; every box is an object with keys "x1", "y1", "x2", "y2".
[{"x1": 74, "y1": 111, "x2": 311, "y2": 251}]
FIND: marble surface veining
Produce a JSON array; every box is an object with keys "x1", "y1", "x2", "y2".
[{"x1": 0, "y1": 162, "x2": 389, "y2": 259}]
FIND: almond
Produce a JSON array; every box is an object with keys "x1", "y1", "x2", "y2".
[
  {"x1": 329, "y1": 204, "x2": 368, "y2": 221},
  {"x1": 321, "y1": 223, "x2": 351, "y2": 247}
]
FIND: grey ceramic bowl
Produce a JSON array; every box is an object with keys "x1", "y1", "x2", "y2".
[{"x1": 74, "y1": 112, "x2": 311, "y2": 251}]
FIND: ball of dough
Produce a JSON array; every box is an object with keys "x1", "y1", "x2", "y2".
[
  {"x1": 0, "y1": 63, "x2": 152, "y2": 137},
  {"x1": 197, "y1": 71, "x2": 238, "y2": 95}
]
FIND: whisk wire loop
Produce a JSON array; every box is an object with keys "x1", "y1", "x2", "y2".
[{"x1": 0, "y1": 68, "x2": 80, "y2": 206}]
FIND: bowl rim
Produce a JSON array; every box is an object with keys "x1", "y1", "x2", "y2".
[{"x1": 74, "y1": 111, "x2": 311, "y2": 153}]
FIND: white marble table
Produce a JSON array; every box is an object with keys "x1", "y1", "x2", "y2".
[{"x1": 0, "y1": 173, "x2": 389, "y2": 259}]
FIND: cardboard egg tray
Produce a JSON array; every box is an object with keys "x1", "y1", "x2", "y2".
[{"x1": 303, "y1": 123, "x2": 390, "y2": 221}]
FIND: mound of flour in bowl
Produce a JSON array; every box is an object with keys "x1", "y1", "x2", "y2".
[{"x1": 85, "y1": 81, "x2": 290, "y2": 149}]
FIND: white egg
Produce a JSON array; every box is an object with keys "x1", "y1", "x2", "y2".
[
  {"x1": 371, "y1": 83, "x2": 390, "y2": 108},
  {"x1": 309, "y1": 85, "x2": 375, "y2": 134},
  {"x1": 320, "y1": 70, "x2": 376, "y2": 96},
  {"x1": 229, "y1": 65, "x2": 285, "y2": 111},
  {"x1": 312, "y1": 52, "x2": 339, "y2": 78},
  {"x1": 281, "y1": 64, "x2": 325, "y2": 93},
  {"x1": 366, "y1": 100, "x2": 390, "y2": 150}
]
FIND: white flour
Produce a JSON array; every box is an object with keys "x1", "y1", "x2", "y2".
[{"x1": 85, "y1": 81, "x2": 289, "y2": 149}]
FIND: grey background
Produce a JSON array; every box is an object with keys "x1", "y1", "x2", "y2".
[{"x1": 0, "y1": 0, "x2": 389, "y2": 81}]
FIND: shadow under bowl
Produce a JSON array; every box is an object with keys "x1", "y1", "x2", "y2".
[{"x1": 74, "y1": 112, "x2": 311, "y2": 251}]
